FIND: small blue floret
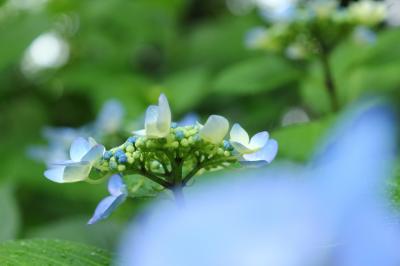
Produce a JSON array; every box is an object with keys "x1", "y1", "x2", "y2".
[
  {"x1": 103, "y1": 151, "x2": 113, "y2": 160},
  {"x1": 171, "y1": 122, "x2": 178, "y2": 128},
  {"x1": 223, "y1": 140, "x2": 234, "y2": 151},
  {"x1": 114, "y1": 149, "x2": 125, "y2": 159},
  {"x1": 127, "y1": 136, "x2": 137, "y2": 144},
  {"x1": 175, "y1": 130, "x2": 185, "y2": 140},
  {"x1": 118, "y1": 155, "x2": 128, "y2": 164}
]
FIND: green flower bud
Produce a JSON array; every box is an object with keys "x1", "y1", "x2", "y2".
[{"x1": 126, "y1": 144, "x2": 135, "y2": 153}]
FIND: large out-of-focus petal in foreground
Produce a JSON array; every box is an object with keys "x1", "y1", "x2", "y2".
[{"x1": 118, "y1": 102, "x2": 400, "y2": 266}]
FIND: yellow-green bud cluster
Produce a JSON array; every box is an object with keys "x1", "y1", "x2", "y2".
[
  {"x1": 249, "y1": 0, "x2": 386, "y2": 59},
  {"x1": 96, "y1": 125, "x2": 237, "y2": 179}
]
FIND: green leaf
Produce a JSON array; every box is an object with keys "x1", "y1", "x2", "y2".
[
  {"x1": 26, "y1": 217, "x2": 123, "y2": 250},
  {"x1": 173, "y1": 15, "x2": 258, "y2": 69},
  {"x1": 212, "y1": 56, "x2": 299, "y2": 95},
  {"x1": 163, "y1": 67, "x2": 209, "y2": 113},
  {"x1": 0, "y1": 183, "x2": 20, "y2": 242},
  {"x1": 299, "y1": 63, "x2": 332, "y2": 115},
  {"x1": 0, "y1": 239, "x2": 112, "y2": 266},
  {"x1": 273, "y1": 117, "x2": 334, "y2": 162}
]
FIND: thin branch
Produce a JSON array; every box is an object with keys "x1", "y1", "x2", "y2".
[
  {"x1": 182, "y1": 164, "x2": 202, "y2": 186},
  {"x1": 139, "y1": 161, "x2": 172, "y2": 188},
  {"x1": 140, "y1": 170, "x2": 173, "y2": 188},
  {"x1": 320, "y1": 50, "x2": 339, "y2": 112}
]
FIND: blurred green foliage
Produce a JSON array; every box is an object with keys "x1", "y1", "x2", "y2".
[{"x1": 1, "y1": 0, "x2": 400, "y2": 259}]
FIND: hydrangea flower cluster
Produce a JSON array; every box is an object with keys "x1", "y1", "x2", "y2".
[
  {"x1": 28, "y1": 99, "x2": 125, "y2": 166},
  {"x1": 246, "y1": 0, "x2": 387, "y2": 59},
  {"x1": 44, "y1": 94, "x2": 278, "y2": 224}
]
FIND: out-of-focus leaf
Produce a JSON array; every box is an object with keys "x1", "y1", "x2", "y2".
[
  {"x1": 0, "y1": 14, "x2": 49, "y2": 70},
  {"x1": 26, "y1": 217, "x2": 123, "y2": 250},
  {"x1": 0, "y1": 183, "x2": 20, "y2": 242},
  {"x1": 340, "y1": 63, "x2": 400, "y2": 103},
  {"x1": 300, "y1": 63, "x2": 332, "y2": 115},
  {"x1": 0, "y1": 239, "x2": 111, "y2": 265},
  {"x1": 171, "y1": 15, "x2": 258, "y2": 70},
  {"x1": 212, "y1": 56, "x2": 299, "y2": 95},
  {"x1": 163, "y1": 67, "x2": 209, "y2": 113},
  {"x1": 58, "y1": 66, "x2": 151, "y2": 116},
  {"x1": 273, "y1": 117, "x2": 334, "y2": 162}
]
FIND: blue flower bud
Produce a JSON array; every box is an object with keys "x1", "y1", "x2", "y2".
[
  {"x1": 127, "y1": 136, "x2": 137, "y2": 144},
  {"x1": 171, "y1": 122, "x2": 178, "y2": 128},
  {"x1": 118, "y1": 155, "x2": 128, "y2": 164},
  {"x1": 175, "y1": 130, "x2": 185, "y2": 141},
  {"x1": 114, "y1": 149, "x2": 125, "y2": 159},
  {"x1": 103, "y1": 151, "x2": 113, "y2": 160},
  {"x1": 223, "y1": 140, "x2": 234, "y2": 151}
]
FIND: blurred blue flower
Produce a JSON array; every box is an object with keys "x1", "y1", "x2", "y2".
[
  {"x1": 88, "y1": 174, "x2": 128, "y2": 225},
  {"x1": 28, "y1": 100, "x2": 125, "y2": 166},
  {"x1": 95, "y1": 99, "x2": 125, "y2": 135},
  {"x1": 27, "y1": 127, "x2": 84, "y2": 165},
  {"x1": 178, "y1": 113, "x2": 199, "y2": 126},
  {"x1": 353, "y1": 26, "x2": 377, "y2": 44},
  {"x1": 118, "y1": 102, "x2": 400, "y2": 266},
  {"x1": 244, "y1": 27, "x2": 268, "y2": 49},
  {"x1": 257, "y1": 0, "x2": 298, "y2": 22},
  {"x1": 44, "y1": 137, "x2": 105, "y2": 183}
]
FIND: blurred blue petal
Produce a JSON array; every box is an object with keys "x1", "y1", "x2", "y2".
[
  {"x1": 96, "y1": 99, "x2": 125, "y2": 134},
  {"x1": 178, "y1": 113, "x2": 199, "y2": 126},
  {"x1": 242, "y1": 139, "x2": 278, "y2": 163},
  {"x1": 88, "y1": 175, "x2": 128, "y2": 224},
  {"x1": 88, "y1": 194, "x2": 127, "y2": 225},
  {"x1": 258, "y1": 0, "x2": 297, "y2": 22},
  {"x1": 353, "y1": 26, "x2": 377, "y2": 44},
  {"x1": 108, "y1": 174, "x2": 126, "y2": 196},
  {"x1": 118, "y1": 102, "x2": 400, "y2": 266}
]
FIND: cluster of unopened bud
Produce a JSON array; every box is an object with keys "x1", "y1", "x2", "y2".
[
  {"x1": 247, "y1": 0, "x2": 387, "y2": 59},
  {"x1": 94, "y1": 124, "x2": 237, "y2": 181}
]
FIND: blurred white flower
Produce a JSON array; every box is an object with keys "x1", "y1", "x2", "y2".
[
  {"x1": 21, "y1": 32, "x2": 69, "y2": 74},
  {"x1": 281, "y1": 107, "x2": 310, "y2": 126},
  {"x1": 348, "y1": 0, "x2": 387, "y2": 26},
  {"x1": 135, "y1": 94, "x2": 172, "y2": 138},
  {"x1": 199, "y1": 115, "x2": 229, "y2": 144},
  {"x1": 385, "y1": 0, "x2": 400, "y2": 26},
  {"x1": 44, "y1": 137, "x2": 105, "y2": 183},
  {"x1": 118, "y1": 102, "x2": 400, "y2": 266},
  {"x1": 230, "y1": 123, "x2": 269, "y2": 154}
]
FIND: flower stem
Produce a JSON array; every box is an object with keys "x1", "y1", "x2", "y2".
[
  {"x1": 320, "y1": 52, "x2": 339, "y2": 112},
  {"x1": 172, "y1": 185, "x2": 185, "y2": 207}
]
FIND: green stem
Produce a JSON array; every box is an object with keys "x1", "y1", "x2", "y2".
[
  {"x1": 320, "y1": 52, "x2": 339, "y2": 112},
  {"x1": 140, "y1": 170, "x2": 172, "y2": 188},
  {"x1": 182, "y1": 165, "x2": 202, "y2": 186},
  {"x1": 125, "y1": 167, "x2": 172, "y2": 188}
]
